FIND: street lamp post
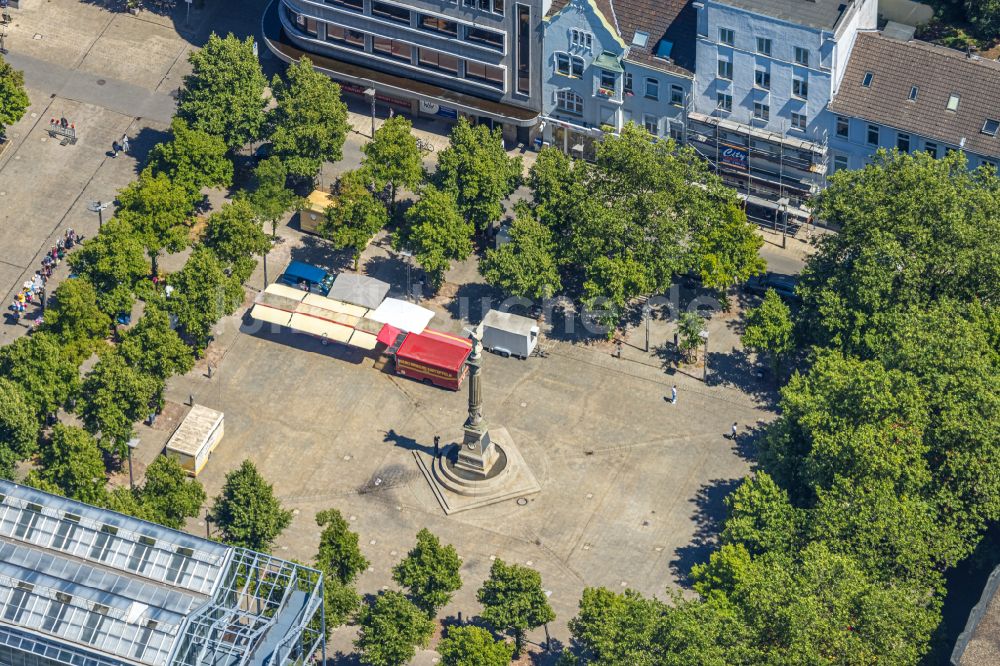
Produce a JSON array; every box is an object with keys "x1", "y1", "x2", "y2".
[
  {"x1": 399, "y1": 248, "x2": 413, "y2": 301},
  {"x1": 126, "y1": 438, "x2": 140, "y2": 491},
  {"x1": 777, "y1": 197, "x2": 790, "y2": 249},
  {"x1": 364, "y1": 87, "x2": 376, "y2": 138},
  {"x1": 700, "y1": 330, "x2": 710, "y2": 384},
  {"x1": 88, "y1": 200, "x2": 110, "y2": 231},
  {"x1": 643, "y1": 303, "x2": 652, "y2": 353}
]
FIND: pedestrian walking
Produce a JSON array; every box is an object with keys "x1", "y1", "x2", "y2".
[
  {"x1": 121, "y1": 134, "x2": 130, "y2": 153},
  {"x1": 111, "y1": 141, "x2": 119, "y2": 158},
  {"x1": 615, "y1": 341, "x2": 623, "y2": 359},
  {"x1": 671, "y1": 385, "x2": 677, "y2": 404},
  {"x1": 730, "y1": 422, "x2": 738, "y2": 439},
  {"x1": 433, "y1": 435, "x2": 440, "y2": 457}
]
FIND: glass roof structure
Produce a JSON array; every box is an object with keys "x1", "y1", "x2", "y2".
[{"x1": 0, "y1": 480, "x2": 325, "y2": 666}]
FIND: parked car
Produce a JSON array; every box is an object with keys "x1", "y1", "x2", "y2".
[
  {"x1": 276, "y1": 261, "x2": 334, "y2": 296},
  {"x1": 745, "y1": 272, "x2": 800, "y2": 302}
]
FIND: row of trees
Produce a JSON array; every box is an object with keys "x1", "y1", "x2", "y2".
[{"x1": 551, "y1": 150, "x2": 1000, "y2": 664}]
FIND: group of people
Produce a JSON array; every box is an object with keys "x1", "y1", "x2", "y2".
[{"x1": 9, "y1": 229, "x2": 79, "y2": 325}]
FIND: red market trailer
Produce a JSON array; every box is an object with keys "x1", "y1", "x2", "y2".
[{"x1": 393, "y1": 328, "x2": 473, "y2": 390}]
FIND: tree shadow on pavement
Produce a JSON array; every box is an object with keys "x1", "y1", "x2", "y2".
[
  {"x1": 705, "y1": 348, "x2": 778, "y2": 408},
  {"x1": 445, "y1": 281, "x2": 507, "y2": 325},
  {"x1": 289, "y1": 234, "x2": 353, "y2": 274},
  {"x1": 669, "y1": 477, "x2": 743, "y2": 587},
  {"x1": 126, "y1": 125, "x2": 170, "y2": 175}
]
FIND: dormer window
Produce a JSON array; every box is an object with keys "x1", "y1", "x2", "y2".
[
  {"x1": 861, "y1": 72, "x2": 873, "y2": 87},
  {"x1": 908, "y1": 86, "x2": 918, "y2": 101},
  {"x1": 984, "y1": 119, "x2": 1000, "y2": 137},
  {"x1": 947, "y1": 94, "x2": 960, "y2": 111}
]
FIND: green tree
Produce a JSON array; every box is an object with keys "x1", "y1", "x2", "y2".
[
  {"x1": 354, "y1": 590, "x2": 435, "y2": 666},
  {"x1": 798, "y1": 149, "x2": 1000, "y2": 352},
  {"x1": 361, "y1": 115, "x2": 423, "y2": 214},
  {"x1": 104, "y1": 485, "x2": 157, "y2": 522},
  {"x1": 966, "y1": 0, "x2": 1000, "y2": 36},
  {"x1": 44, "y1": 278, "x2": 112, "y2": 347},
  {"x1": 268, "y1": 57, "x2": 349, "y2": 181},
  {"x1": 437, "y1": 625, "x2": 514, "y2": 666},
  {"x1": 209, "y1": 459, "x2": 292, "y2": 551},
  {"x1": 166, "y1": 246, "x2": 245, "y2": 351},
  {"x1": 397, "y1": 185, "x2": 473, "y2": 291},
  {"x1": 116, "y1": 169, "x2": 193, "y2": 275},
  {"x1": 79, "y1": 351, "x2": 163, "y2": 458},
  {"x1": 480, "y1": 209, "x2": 561, "y2": 300},
  {"x1": 315, "y1": 508, "x2": 369, "y2": 585},
  {"x1": 568, "y1": 587, "x2": 664, "y2": 665},
  {"x1": 68, "y1": 219, "x2": 150, "y2": 316},
  {"x1": 140, "y1": 455, "x2": 206, "y2": 529},
  {"x1": 0, "y1": 378, "x2": 38, "y2": 477},
  {"x1": 435, "y1": 118, "x2": 522, "y2": 232},
  {"x1": 740, "y1": 289, "x2": 793, "y2": 378},
  {"x1": 0, "y1": 333, "x2": 80, "y2": 421},
  {"x1": 118, "y1": 303, "x2": 194, "y2": 380},
  {"x1": 0, "y1": 55, "x2": 29, "y2": 138},
  {"x1": 248, "y1": 156, "x2": 300, "y2": 238},
  {"x1": 693, "y1": 201, "x2": 765, "y2": 293},
  {"x1": 177, "y1": 33, "x2": 267, "y2": 150},
  {"x1": 37, "y1": 424, "x2": 107, "y2": 505},
  {"x1": 718, "y1": 472, "x2": 803, "y2": 558},
  {"x1": 477, "y1": 558, "x2": 555, "y2": 655},
  {"x1": 392, "y1": 528, "x2": 462, "y2": 618},
  {"x1": 203, "y1": 197, "x2": 272, "y2": 282},
  {"x1": 321, "y1": 170, "x2": 388, "y2": 270},
  {"x1": 147, "y1": 117, "x2": 233, "y2": 194},
  {"x1": 676, "y1": 311, "x2": 705, "y2": 362}
]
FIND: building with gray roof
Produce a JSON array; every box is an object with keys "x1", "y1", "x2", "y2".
[{"x1": 0, "y1": 480, "x2": 325, "y2": 666}]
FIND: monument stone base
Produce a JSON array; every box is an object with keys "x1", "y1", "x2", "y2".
[{"x1": 414, "y1": 427, "x2": 540, "y2": 515}]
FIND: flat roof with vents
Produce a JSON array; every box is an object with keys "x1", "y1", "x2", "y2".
[{"x1": 0, "y1": 480, "x2": 326, "y2": 666}]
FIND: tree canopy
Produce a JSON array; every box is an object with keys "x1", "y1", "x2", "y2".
[
  {"x1": 314, "y1": 508, "x2": 367, "y2": 626},
  {"x1": 68, "y1": 218, "x2": 150, "y2": 317},
  {"x1": 44, "y1": 278, "x2": 112, "y2": 348},
  {"x1": 397, "y1": 185, "x2": 473, "y2": 290},
  {"x1": 209, "y1": 459, "x2": 292, "y2": 552},
  {"x1": 391, "y1": 528, "x2": 462, "y2": 617},
  {"x1": 361, "y1": 115, "x2": 423, "y2": 213},
  {"x1": 268, "y1": 57, "x2": 349, "y2": 181},
  {"x1": 0, "y1": 378, "x2": 38, "y2": 477},
  {"x1": 480, "y1": 209, "x2": 561, "y2": 300},
  {"x1": 477, "y1": 558, "x2": 555, "y2": 655},
  {"x1": 437, "y1": 626, "x2": 514, "y2": 666},
  {"x1": 116, "y1": 169, "x2": 193, "y2": 274},
  {"x1": 117, "y1": 302, "x2": 194, "y2": 380},
  {"x1": 147, "y1": 117, "x2": 233, "y2": 194},
  {"x1": 248, "y1": 156, "x2": 300, "y2": 237},
  {"x1": 177, "y1": 33, "x2": 268, "y2": 150},
  {"x1": 139, "y1": 455, "x2": 206, "y2": 529},
  {"x1": 203, "y1": 197, "x2": 271, "y2": 282},
  {"x1": 79, "y1": 350, "x2": 163, "y2": 457},
  {"x1": 0, "y1": 55, "x2": 29, "y2": 137},
  {"x1": 434, "y1": 118, "x2": 521, "y2": 232},
  {"x1": 0, "y1": 333, "x2": 80, "y2": 422},
  {"x1": 740, "y1": 289, "x2": 793, "y2": 378},
  {"x1": 166, "y1": 246, "x2": 245, "y2": 351},
  {"x1": 321, "y1": 170, "x2": 388, "y2": 270},
  {"x1": 36, "y1": 424, "x2": 107, "y2": 505},
  {"x1": 354, "y1": 591, "x2": 434, "y2": 666}
]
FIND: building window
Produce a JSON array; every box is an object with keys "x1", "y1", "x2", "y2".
[
  {"x1": 718, "y1": 59, "x2": 732, "y2": 80},
  {"x1": 555, "y1": 52, "x2": 570, "y2": 76},
  {"x1": 644, "y1": 115, "x2": 659, "y2": 135},
  {"x1": 834, "y1": 155, "x2": 848, "y2": 172},
  {"x1": 897, "y1": 133, "x2": 910, "y2": 152},
  {"x1": 516, "y1": 4, "x2": 530, "y2": 95},
  {"x1": 372, "y1": 1, "x2": 410, "y2": 24},
  {"x1": 328, "y1": 0, "x2": 363, "y2": 10},
  {"x1": 753, "y1": 102, "x2": 769, "y2": 121},
  {"x1": 756, "y1": 37, "x2": 772, "y2": 56},
  {"x1": 947, "y1": 93, "x2": 960, "y2": 111},
  {"x1": 600, "y1": 70, "x2": 617, "y2": 90},
  {"x1": 571, "y1": 29, "x2": 593, "y2": 51},
  {"x1": 493, "y1": 0, "x2": 504, "y2": 15},
  {"x1": 556, "y1": 90, "x2": 583, "y2": 115},
  {"x1": 836, "y1": 116, "x2": 849, "y2": 139},
  {"x1": 465, "y1": 61, "x2": 505, "y2": 88},
  {"x1": 862, "y1": 71, "x2": 873, "y2": 87},
  {"x1": 326, "y1": 24, "x2": 365, "y2": 49},
  {"x1": 908, "y1": 86, "x2": 918, "y2": 101},
  {"x1": 983, "y1": 119, "x2": 1000, "y2": 137},
  {"x1": 644, "y1": 77, "x2": 659, "y2": 100},
  {"x1": 717, "y1": 92, "x2": 732, "y2": 112},
  {"x1": 794, "y1": 46, "x2": 809, "y2": 66},
  {"x1": 719, "y1": 28, "x2": 735, "y2": 46},
  {"x1": 466, "y1": 26, "x2": 504, "y2": 50},
  {"x1": 373, "y1": 36, "x2": 412, "y2": 62},
  {"x1": 670, "y1": 84, "x2": 683, "y2": 106},
  {"x1": 791, "y1": 112, "x2": 807, "y2": 130},
  {"x1": 624, "y1": 72, "x2": 633, "y2": 94},
  {"x1": 924, "y1": 141, "x2": 938, "y2": 158},
  {"x1": 792, "y1": 77, "x2": 808, "y2": 99},
  {"x1": 867, "y1": 124, "x2": 879, "y2": 146},
  {"x1": 294, "y1": 14, "x2": 318, "y2": 36},
  {"x1": 419, "y1": 48, "x2": 459, "y2": 74},
  {"x1": 754, "y1": 68, "x2": 770, "y2": 89},
  {"x1": 421, "y1": 15, "x2": 457, "y2": 36}
]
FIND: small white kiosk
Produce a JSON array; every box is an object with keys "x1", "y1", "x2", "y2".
[{"x1": 165, "y1": 405, "x2": 225, "y2": 476}]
